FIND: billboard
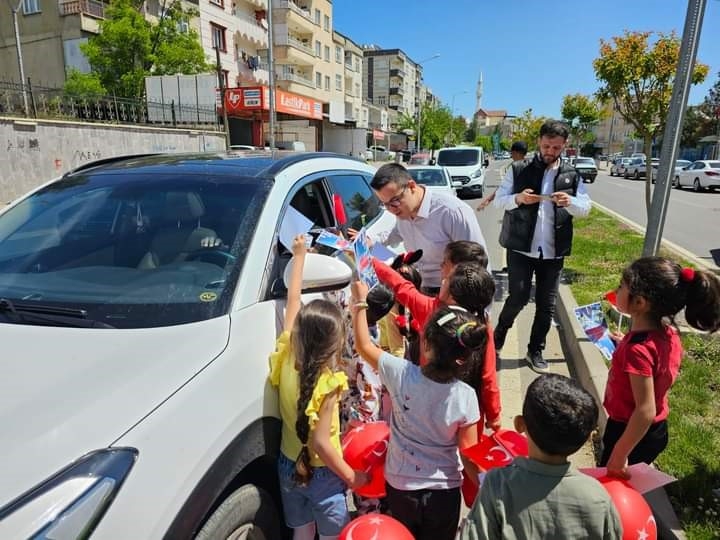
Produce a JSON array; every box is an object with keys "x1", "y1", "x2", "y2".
[{"x1": 145, "y1": 74, "x2": 217, "y2": 124}]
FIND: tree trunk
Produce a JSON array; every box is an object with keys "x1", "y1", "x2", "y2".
[{"x1": 644, "y1": 136, "x2": 653, "y2": 216}]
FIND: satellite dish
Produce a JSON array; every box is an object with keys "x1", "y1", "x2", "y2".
[{"x1": 259, "y1": 18, "x2": 268, "y2": 29}]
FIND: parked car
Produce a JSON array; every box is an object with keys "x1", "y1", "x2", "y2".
[
  {"x1": 367, "y1": 145, "x2": 394, "y2": 161},
  {"x1": 435, "y1": 146, "x2": 489, "y2": 198},
  {"x1": 623, "y1": 157, "x2": 646, "y2": 179},
  {"x1": 572, "y1": 156, "x2": 598, "y2": 183},
  {"x1": 406, "y1": 165, "x2": 456, "y2": 198},
  {"x1": 609, "y1": 157, "x2": 632, "y2": 176},
  {"x1": 0, "y1": 152, "x2": 397, "y2": 539},
  {"x1": 408, "y1": 152, "x2": 431, "y2": 165},
  {"x1": 674, "y1": 159, "x2": 692, "y2": 172},
  {"x1": 673, "y1": 160, "x2": 720, "y2": 191}
]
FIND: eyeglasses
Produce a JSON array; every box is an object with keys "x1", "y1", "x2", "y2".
[{"x1": 379, "y1": 185, "x2": 408, "y2": 208}]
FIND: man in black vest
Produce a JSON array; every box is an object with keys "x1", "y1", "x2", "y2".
[{"x1": 493, "y1": 120, "x2": 591, "y2": 372}]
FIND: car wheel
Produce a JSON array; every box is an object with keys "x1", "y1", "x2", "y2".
[
  {"x1": 673, "y1": 176, "x2": 682, "y2": 189},
  {"x1": 623, "y1": 171, "x2": 629, "y2": 179},
  {"x1": 694, "y1": 178, "x2": 703, "y2": 192},
  {"x1": 195, "y1": 485, "x2": 282, "y2": 540},
  {"x1": 633, "y1": 170, "x2": 640, "y2": 180}
]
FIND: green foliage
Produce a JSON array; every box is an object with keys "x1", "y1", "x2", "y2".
[
  {"x1": 473, "y1": 134, "x2": 492, "y2": 152},
  {"x1": 63, "y1": 69, "x2": 106, "y2": 97},
  {"x1": 681, "y1": 106, "x2": 710, "y2": 148},
  {"x1": 561, "y1": 93, "x2": 604, "y2": 148},
  {"x1": 593, "y1": 31, "x2": 709, "y2": 213},
  {"x1": 416, "y1": 103, "x2": 453, "y2": 151},
  {"x1": 80, "y1": 0, "x2": 210, "y2": 98},
  {"x1": 510, "y1": 109, "x2": 547, "y2": 150}
]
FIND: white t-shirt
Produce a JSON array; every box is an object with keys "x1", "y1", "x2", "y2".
[{"x1": 378, "y1": 352, "x2": 480, "y2": 490}]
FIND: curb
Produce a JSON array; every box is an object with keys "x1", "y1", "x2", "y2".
[{"x1": 557, "y1": 283, "x2": 687, "y2": 540}]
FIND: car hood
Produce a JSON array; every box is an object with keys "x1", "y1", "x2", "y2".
[{"x1": 0, "y1": 317, "x2": 230, "y2": 508}]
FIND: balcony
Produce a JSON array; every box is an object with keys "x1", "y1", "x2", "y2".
[
  {"x1": 274, "y1": 33, "x2": 315, "y2": 65},
  {"x1": 275, "y1": 0, "x2": 315, "y2": 32},
  {"x1": 233, "y1": 11, "x2": 268, "y2": 46},
  {"x1": 389, "y1": 86, "x2": 404, "y2": 96},
  {"x1": 59, "y1": 0, "x2": 105, "y2": 17},
  {"x1": 389, "y1": 68, "x2": 405, "y2": 79},
  {"x1": 276, "y1": 67, "x2": 315, "y2": 89}
]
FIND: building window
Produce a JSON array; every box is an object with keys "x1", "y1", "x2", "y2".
[
  {"x1": 209, "y1": 0, "x2": 224, "y2": 8},
  {"x1": 355, "y1": 83, "x2": 360, "y2": 97},
  {"x1": 335, "y1": 74, "x2": 342, "y2": 91},
  {"x1": 335, "y1": 46, "x2": 342, "y2": 63},
  {"x1": 315, "y1": 40, "x2": 321, "y2": 57},
  {"x1": 323, "y1": 14, "x2": 329, "y2": 31},
  {"x1": 220, "y1": 69, "x2": 229, "y2": 88},
  {"x1": 324, "y1": 45, "x2": 330, "y2": 62},
  {"x1": 177, "y1": 18, "x2": 189, "y2": 33},
  {"x1": 210, "y1": 23, "x2": 227, "y2": 52},
  {"x1": 314, "y1": 8, "x2": 320, "y2": 24},
  {"x1": 377, "y1": 96, "x2": 386, "y2": 105},
  {"x1": 22, "y1": 0, "x2": 40, "y2": 14},
  {"x1": 324, "y1": 75, "x2": 330, "y2": 91},
  {"x1": 355, "y1": 58, "x2": 361, "y2": 73},
  {"x1": 316, "y1": 72, "x2": 322, "y2": 88}
]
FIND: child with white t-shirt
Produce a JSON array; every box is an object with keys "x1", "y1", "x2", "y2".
[{"x1": 350, "y1": 279, "x2": 485, "y2": 540}]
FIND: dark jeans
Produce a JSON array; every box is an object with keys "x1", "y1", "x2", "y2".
[
  {"x1": 496, "y1": 250, "x2": 564, "y2": 353},
  {"x1": 385, "y1": 483, "x2": 461, "y2": 540},
  {"x1": 599, "y1": 418, "x2": 669, "y2": 466}
]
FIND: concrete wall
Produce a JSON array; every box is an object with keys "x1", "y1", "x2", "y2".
[{"x1": 0, "y1": 117, "x2": 225, "y2": 204}]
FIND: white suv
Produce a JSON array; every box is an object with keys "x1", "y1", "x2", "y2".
[
  {"x1": 0, "y1": 153, "x2": 395, "y2": 538},
  {"x1": 435, "y1": 146, "x2": 489, "y2": 198}
]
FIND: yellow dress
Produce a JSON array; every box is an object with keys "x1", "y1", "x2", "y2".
[{"x1": 269, "y1": 331, "x2": 348, "y2": 467}]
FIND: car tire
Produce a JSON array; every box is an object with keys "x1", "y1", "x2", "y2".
[
  {"x1": 673, "y1": 176, "x2": 682, "y2": 189},
  {"x1": 694, "y1": 178, "x2": 703, "y2": 192},
  {"x1": 633, "y1": 171, "x2": 640, "y2": 180},
  {"x1": 195, "y1": 484, "x2": 282, "y2": 540}
]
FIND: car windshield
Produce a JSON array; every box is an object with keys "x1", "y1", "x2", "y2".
[
  {"x1": 0, "y1": 171, "x2": 271, "y2": 328},
  {"x1": 676, "y1": 160, "x2": 691, "y2": 168},
  {"x1": 408, "y1": 168, "x2": 447, "y2": 186},
  {"x1": 574, "y1": 158, "x2": 595, "y2": 165},
  {"x1": 437, "y1": 149, "x2": 480, "y2": 166}
]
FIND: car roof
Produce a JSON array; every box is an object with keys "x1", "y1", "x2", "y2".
[{"x1": 63, "y1": 152, "x2": 367, "y2": 180}]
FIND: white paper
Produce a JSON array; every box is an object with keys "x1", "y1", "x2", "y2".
[
  {"x1": 579, "y1": 463, "x2": 676, "y2": 494},
  {"x1": 279, "y1": 206, "x2": 314, "y2": 251}
]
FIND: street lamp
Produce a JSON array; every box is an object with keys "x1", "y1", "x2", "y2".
[
  {"x1": 415, "y1": 53, "x2": 440, "y2": 153},
  {"x1": 449, "y1": 90, "x2": 469, "y2": 144}
]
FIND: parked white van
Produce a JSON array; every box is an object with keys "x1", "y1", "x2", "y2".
[{"x1": 434, "y1": 146, "x2": 489, "y2": 198}]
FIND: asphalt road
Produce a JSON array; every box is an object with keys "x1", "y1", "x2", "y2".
[{"x1": 476, "y1": 160, "x2": 720, "y2": 269}]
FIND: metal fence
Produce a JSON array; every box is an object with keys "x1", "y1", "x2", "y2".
[{"x1": 0, "y1": 80, "x2": 222, "y2": 130}]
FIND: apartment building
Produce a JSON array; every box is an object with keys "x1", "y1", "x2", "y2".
[
  {"x1": 592, "y1": 101, "x2": 636, "y2": 156},
  {"x1": 362, "y1": 46, "x2": 423, "y2": 121}
]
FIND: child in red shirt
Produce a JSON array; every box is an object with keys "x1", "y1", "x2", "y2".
[{"x1": 600, "y1": 257, "x2": 720, "y2": 478}]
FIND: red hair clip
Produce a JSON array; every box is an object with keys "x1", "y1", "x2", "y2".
[{"x1": 680, "y1": 267, "x2": 695, "y2": 283}]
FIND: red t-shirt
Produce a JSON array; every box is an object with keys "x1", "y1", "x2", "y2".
[
  {"x1": 603, "y1": 326, "x2": 682, "y2": 423},
  {"x1": 372, "y1": 259, "x2": 501, "y2": 426}
]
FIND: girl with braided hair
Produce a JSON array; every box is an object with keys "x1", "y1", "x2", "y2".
[
  {"x1": 269, "y1": 235, "x2": 369, "y2": 540},
  {"x1": 600, "y1": 256, "x2": 720, "y2": 479},
  {"x1": 351, "y1": 278, "x2": 486, "y2": 540}
]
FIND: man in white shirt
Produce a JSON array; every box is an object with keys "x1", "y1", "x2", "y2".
[
  {"x1": 493, "y1": 121, "x2": 591, "y2": 372},
  {"x1": 366, "y1": 163, "x2": 489, "y2": 294}
]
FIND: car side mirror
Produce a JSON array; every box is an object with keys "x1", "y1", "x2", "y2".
[
  {"x1": 429, "y1": 158, "x2": 436, "y2": 165},
  {"x1": 281, "y1": 252, "x2": 352, "y2": 294},
  {"x1": 483, "y1": 159, "x2": 490, "y2": 168}
]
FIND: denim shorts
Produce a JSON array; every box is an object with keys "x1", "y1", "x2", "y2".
[{"x1": 277, "y1": 452, "x2": 350, "y2": 535}]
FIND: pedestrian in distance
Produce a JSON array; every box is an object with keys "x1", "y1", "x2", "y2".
[
  {"x1": 493, "y1": 120, "x2": 591, "y2": 372},
  {"x1": 269, "y1": 235, "x2": 369, "y2": 540},
  {"x1": 459, "y1": 373, "x2": 623, "y2": 540},
  {"x1": 351, "y1": 280, "x2": 485, "y2": 540},
  {"x1": 477, "y1": 141, "x2": 528, "y2": 211},
  {"x1": 352, "y1": 163, "x2": 490, "y2": 295},
  {"x1": 600, "y1": 257, "x2": 720, "y2": 478}
]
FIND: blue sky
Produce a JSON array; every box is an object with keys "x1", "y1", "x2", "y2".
[{"x1": 334, "y1": 0, "x2": 720, "y2": 120}]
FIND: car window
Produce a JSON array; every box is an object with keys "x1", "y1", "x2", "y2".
[
  {"x1": 437, "y1": 149, "x2": 480, "y2": 166},
  {"x1": 325, "y1": 174, "x2": 381, "y2": 231},
  {"x1": 290, "y1": 181, "x2": 332, "y2": 230},
  {"x1": 0, "y1": 173, "x2": 271, "y2": 328},
  {"x1": 709, "y1": 162, "x2": 720, "y2": 168},
  {"x1": 408, "y1": 168, "x2": 447, "y2": 186}
]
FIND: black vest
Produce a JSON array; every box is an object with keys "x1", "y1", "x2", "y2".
[{"x1": 499, "y1": 155, "x2": 581, "y2": 257}]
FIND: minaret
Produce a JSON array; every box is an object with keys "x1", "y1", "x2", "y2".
[{"x1": 475, "y1": 71, "x2": 483, "y2": 113}]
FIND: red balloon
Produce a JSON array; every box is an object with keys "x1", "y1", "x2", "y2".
[
  {"x1": 342, "y1": 421, "x2": 390, "y2": 498},
  {"x1": 597, "y1": 476, "x2": 657, "y2": 540},
  {"x1": 339, "y1": 514, "x2": 413, "y2": 540}
]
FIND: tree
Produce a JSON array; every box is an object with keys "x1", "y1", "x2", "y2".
[
  {"x1": 401, "y1": 103, "x2": 453, "y2": 151},
  {"x1": 560, "y1": 93, "x2": 604, "y2": 151},
  {"x1": 593, "y1": 30, "x2": 708, "y2": 214},
  {"x1": 64, "y1": 69, "x2": 106, "y2": 97},
  {"x1": 473, "y1": 135, "x2": 492, "y2": 153},
  {"x1": 79, "y1": 0, "x2": 210, "y2": 98},
  {"x1": 510, "y1": 109, "x2": 547, "y2": 150},
  {"x1": 680, "y1": 105, "x2": 708, "y2": 148}
]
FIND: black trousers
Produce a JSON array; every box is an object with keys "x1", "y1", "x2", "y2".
[
  {"x1": 599, "y1": 418, "x2": 669, "y2": 466},
  {"x1": 496, "y1": 250, "x2": 564, "y2": 353},
  {"x1": 385, "y1": 483, "x2": 461, "y2": 540}
]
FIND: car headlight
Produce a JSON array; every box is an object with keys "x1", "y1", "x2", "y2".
[
  {"x1": 471, "y1": 169, "x2": 484, "y2": 179},
  {"x1": 0, "y1": 448, "x2": 137, "y2": 539}
]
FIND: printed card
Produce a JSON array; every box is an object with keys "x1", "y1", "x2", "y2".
[{"x1": 574, "y1": 302, "x2": 616, "y2": 361}]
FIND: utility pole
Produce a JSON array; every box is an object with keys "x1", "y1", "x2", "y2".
[
  {"x1": 267, "y1": 0, "x2": 276, "y2": 153},
  {"x1": 10, "y1": 0, "x2": 29, "y2": 117},
  {"x1": 215, "y1": 46, "x2": 230, "y2": 150},
  {"x1": 643, "y1": 0, "x2": 706, "y2": 257}
]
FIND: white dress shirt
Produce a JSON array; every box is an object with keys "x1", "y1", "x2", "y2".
[
  {"x1": 375, "y1": 187, "x2": 489, "y2": 288},
  {"x1": 493, "y1": 160, "x2": 591, "y2": 259}
]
